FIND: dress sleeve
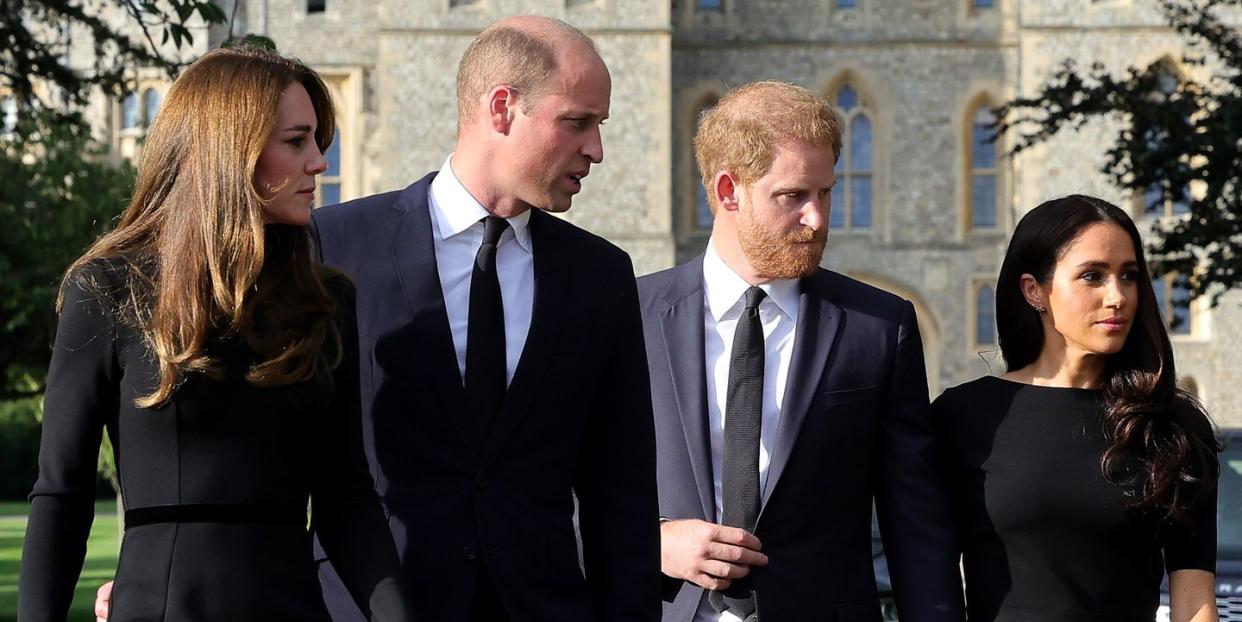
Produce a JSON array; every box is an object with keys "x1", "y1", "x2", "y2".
[
  {"x1": 19, "y1": 268, "x2": 120, "y2": 621},
  {"x1": 1162, "y1": 403, "x2": 1219, "y2": 574},
  {"x1": 310, "y1": 273, "x2": 418, "y2": 622}
]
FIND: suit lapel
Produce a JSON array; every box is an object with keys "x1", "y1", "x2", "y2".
[
  {"x1": 388, "y1": 176, "x2": 476, "y2": 450},
  {"x1": 659, "y1": 258, "x2": 715, "y2": 521},
  {"x1": 759, "y1": 271, "x2": 842, "y2": 512},
  {"x1": 480, "y1": 209, "x2": 569, "y2": 468}
]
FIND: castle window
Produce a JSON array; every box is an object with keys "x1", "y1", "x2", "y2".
[
  {"x1": 695, "y1": 179, "x2": 712, "y2": 230},
  {"x1": 318, "y1": 128, "x2": 343, "y2": 207},
  {"x1": 967, "y1": 104, "x2": 999, "y2": 230},
  {"x1": 1136, "y1": 66, "x2": 1192, "y2": 219},
  {"x1": 142, "y1": 88, "x2": 162, "y2": 126},
  {"x1": 1143, "y1": 182, "x2": 1190, "y2": 217},
  {"x1": 830, "y1": 84, "x2": 873, "y2": 231},
  {"x1": 697, "y1": 0, "x2": 723, "y2": 11},
  {"x1": 837, "y1": 0, "x2": 858, "y2": 8},
  {"x1": 121, "y1": 92, "x2": 140, "y2": 129},
  {"x1": 308, "y1": 0, "x2": 326, "y2": 13},
  {"x1": 1152, "y1": 273, "x2": 1194, "y2": 336},
  {"x1": 975, "y1": 284, "x2": 996, "y2": 346},
  {"x1": 313, "y1": 68, "x2": 363, "y2": 208},
  {"x1": 687, "y1": 94, "x2": 719, "y2": 234}
]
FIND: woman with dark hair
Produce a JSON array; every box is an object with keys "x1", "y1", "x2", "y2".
[
  {"x1": 934, "y1": 194, "x2": 1220, "y2": 621},
  {"x1": 18, "y1": 47, "x2": 415, "y2": 621}
]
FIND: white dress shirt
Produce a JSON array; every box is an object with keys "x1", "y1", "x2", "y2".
[
  {"x1": 697, "y1": 240, "x2": 800, "y2": 622},
  {"x1": 428, "y1": 155, "x2": 534, "y2": 385}
]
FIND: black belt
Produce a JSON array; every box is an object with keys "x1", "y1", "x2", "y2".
[{"x1": 124, "y1": 503, "x2": 306, "y2": 528}]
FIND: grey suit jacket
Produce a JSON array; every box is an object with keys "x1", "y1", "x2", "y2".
[{"x1": 638, "y1": 257, "x2": 965, "y2": 622}]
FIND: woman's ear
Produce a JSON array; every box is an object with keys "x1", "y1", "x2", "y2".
[{"x1": 1020, "y1": 273, "x2": 1047, "y2": 313}]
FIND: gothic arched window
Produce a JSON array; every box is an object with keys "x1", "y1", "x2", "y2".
[
  {"x1": 975, "y1": 284, "x2": 996, "y2": 346},
  {"x1": 690, "y1": 94, "x2": 719, "y2": 233},
  {"x1": 142, "y1": 88, "x2": 163, "y2": 126},
  {"x1": 831, "y1": 84, "x2": 873, "y2": 231},
  {"x1": 121, "y1": 92, "x2": 140, "y2": 129},
  {"x1": 967, "y1": 104, "x2": 999, "y2": 229}
]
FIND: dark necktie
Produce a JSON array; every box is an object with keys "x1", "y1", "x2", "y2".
[
  {"x1": 464, "y1": 216, "x2": 509, "y2": 439},
  {"x1": 709, "y1": 286, "x2": 766, "y2": 619}
]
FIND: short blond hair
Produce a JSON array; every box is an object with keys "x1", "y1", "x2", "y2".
[
  {"x1": 456, "y1": 17, "x2": 596, "y2": 128},
  {"x1": 693, "y1": 81, "x2": 843, "y2": 213}
]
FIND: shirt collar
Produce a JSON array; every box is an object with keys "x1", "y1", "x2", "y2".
[
  {"x1": 428, "y1": 154, "x2": 533, "y2": 252},
  {"x1": 702, "y1": 238, "x2": 800, "y2": 323}
]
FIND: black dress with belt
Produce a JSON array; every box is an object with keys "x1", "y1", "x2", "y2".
[
  {"x1": 933, "y1": 376, "x2": 1217, "y2": 622},
  {"x1": 19, "y1": 262, "x2": 413, "y2": 621}
]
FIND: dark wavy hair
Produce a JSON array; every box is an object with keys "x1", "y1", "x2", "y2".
[{"x1": 996, "y1": 194, "x2": 1219, "y2": 523}]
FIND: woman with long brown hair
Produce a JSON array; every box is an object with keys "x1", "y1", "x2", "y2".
[
  {"x1": 934, "y1": 195, "x2": 1220, "y2": 621},
  {"x1": 18, "y1": 47, "x2": 414, "y2": 621}
]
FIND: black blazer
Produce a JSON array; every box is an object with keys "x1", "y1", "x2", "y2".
[
  {"x1": 20, "y1": 265, "x2": 410, "y2": 621},
  {"x1": 638, "y1": 257, "x2": 965, "y2": 622},
  {"x1": 310, "y1": 172, "x2": 661, "y2": 622}
]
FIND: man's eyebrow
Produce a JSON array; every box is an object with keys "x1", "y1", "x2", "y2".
[{"x1": 557, "y1": 109, "x2": 608, "y2": 120}]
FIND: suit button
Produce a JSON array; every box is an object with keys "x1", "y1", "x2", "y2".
[
  {"x1": 474, "y1": 476, "x2": 487, "y2": 489},
  {"x1": 463, "y1": 545, "x2": 477, "y2": 561}
]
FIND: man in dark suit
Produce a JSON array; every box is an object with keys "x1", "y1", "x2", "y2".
[
  {"x1": 96, "y1": 16, "x2": 658, "y2": 622},
  {"x1": 308, "y1": 16, "x2": 659, "y2": 622},
  {"x1": 642, "y1": 82, "x2": 965, "y2": 622},
  {"x1": 92, "y1": 16, "x2": 657, "y2": 622}
]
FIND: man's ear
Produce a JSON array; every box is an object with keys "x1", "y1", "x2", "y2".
[
  {"x1": 488, "y1": 86, "x2": 517, "y2": 134},
  {"x1": 716, "y1": 172, "x2": 743, "y2": 213}
]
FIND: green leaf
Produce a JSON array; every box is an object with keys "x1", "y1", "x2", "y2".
[
  {"x1": 222, "y1": 33, "x2": 278, "y2": 52},
  {"x1": 198, "y1": 2, "x2": 229, "y2": 24}
]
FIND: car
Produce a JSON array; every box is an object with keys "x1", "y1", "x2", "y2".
[{"x1": 1157, "y1": 428, "x2": 1242, "y2": 621}]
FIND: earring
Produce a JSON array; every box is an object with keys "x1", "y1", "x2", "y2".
[{"x1": 1034, "y1": 304, "x2": 1046, "y2": 313}]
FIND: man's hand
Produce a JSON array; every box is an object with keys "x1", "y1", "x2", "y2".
[
  {"x1": 95, "y1": 581, "x2": 113, "y2": 622},
  {"x1": 660, "y1": 519, "x2": 768, "y2": 591}
]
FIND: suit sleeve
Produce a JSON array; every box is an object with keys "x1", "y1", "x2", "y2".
[
  {"x1": 574, "y1": 255, "x2": 662, "y2": 622},
  {"x1": 19, "y1": 271, "x2": 118, "y2": 621},
  {"x1": 874, "y1": 302, "x2": 966, "y2": 622},
  {"x1": 311, "y1": 276, "x2": 419, "y2": 622}
]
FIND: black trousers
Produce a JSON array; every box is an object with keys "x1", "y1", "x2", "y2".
[{"x1": 468, "y1": 565, "x2": 510, "y2": 622}]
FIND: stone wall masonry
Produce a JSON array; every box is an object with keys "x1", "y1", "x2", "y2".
[{"x1": 61, "y1": 0, "x2": 1242, "y2": 424}]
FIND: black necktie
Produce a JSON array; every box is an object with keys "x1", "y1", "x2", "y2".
[
  {"x1": 709, "y1": 286, "x2": 766, "y2": 619},
  {"x1": 464, "y1": 216, "x2": 509, "y2": 439}
]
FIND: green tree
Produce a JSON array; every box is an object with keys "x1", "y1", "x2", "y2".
[
  {"x1": 1, "y1": 0, "x2": 228, "y2": 115},
  {"x1": 1, "y1": 0, "x2": 229, "y2": 399},
  {"x1": 1, "y1": 1, "x2": 229, "y2": 498},
  {"x1": 0, "y1": 110, "x2": 134, "y2": 399},
  {"x1": 997, "y1": 0, "x2": 1242, "y2": 304}
]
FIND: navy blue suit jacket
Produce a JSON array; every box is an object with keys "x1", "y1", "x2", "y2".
[
  {"x1": 638, "y1": 257, "x2": 965, "y2": 622},
  {"x1": 310, "y1": 173, "x2": 661, "y2": 622}
]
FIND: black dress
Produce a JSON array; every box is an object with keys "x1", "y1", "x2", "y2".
[
  {"x1": 932, "y1": 376, "x2": 1217, "y2": 622},
  {"x1": 19, "y1": 262, "x2": 413, "y2": 621}
]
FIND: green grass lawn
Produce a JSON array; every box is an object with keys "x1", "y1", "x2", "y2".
[{"x1": 0, "y1": 500, "x2": 119, "y2": 622}]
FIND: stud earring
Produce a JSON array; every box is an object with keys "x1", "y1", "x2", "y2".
[{"x1": 1034, "y1": 304, "x2": 1046, "y2": 313}]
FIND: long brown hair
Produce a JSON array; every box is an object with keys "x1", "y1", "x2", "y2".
[
  {"x1": 996, "y1": 195, "x2": 1219, "y2": 523},
  {"x1": 62, "y1": 46, "x2": 339, "y2": 407}
]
